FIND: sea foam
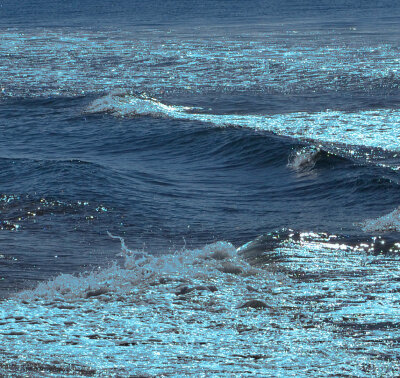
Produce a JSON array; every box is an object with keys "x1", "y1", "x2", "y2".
[
  {"x1": 15, "y1": 235, "x2": 252, "y2": 302},
  {"x1": 3, "y1": 230, "x2": 400, "y2": 377},
  {"x1": 361, "y1": 207, "x2": 400, "y2": 232}
]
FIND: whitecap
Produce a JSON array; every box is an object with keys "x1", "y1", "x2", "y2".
[{"x1": 86, "y1": 93, "x2": 400, "y2": 154}]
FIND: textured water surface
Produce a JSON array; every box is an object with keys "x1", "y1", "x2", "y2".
[{"x1": 1, "y1": 0, "x2": 400, "y2": 376}]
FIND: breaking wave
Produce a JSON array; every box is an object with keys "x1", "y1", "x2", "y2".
[
  {"x1": 86, "y1": 93, "x2": 400, "y2": 155},
  {"x1": 287, "y1": 146, "x2": 321, "y2": 172},
  {"x1": 2, "y1": 230, "x2": 400, "y2": 376},
  {"x1": 16, "y1": 235, "x2": 253, "y2": 302}
]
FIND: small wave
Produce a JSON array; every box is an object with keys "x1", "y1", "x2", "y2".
[
  {"x1": 85, "y1": 91, "x2": 196, "y2": 118},
  {"x1": 361, "y1": 207, "x2": 400, "y2": 232},
  {"x1": 86, "y1": 93, "x2": 400, "y2": 155}
]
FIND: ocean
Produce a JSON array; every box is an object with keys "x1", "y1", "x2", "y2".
[{"x1": 1, "y1": 0, "x2": 400, "y2": 376}]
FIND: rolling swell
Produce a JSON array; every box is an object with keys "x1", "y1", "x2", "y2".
[
  {"x1": 3, "y1": 94, "x2": 400, "y2": 246},
  {"x1": 3, "y1": 93, "x2": 400, "y2": 299},
  {"x1": 86, "y1": 93, "x2": 400, "y2": 155},
  {"x1": 84, "y1": 93, "x2": 400, "y2": 236}
]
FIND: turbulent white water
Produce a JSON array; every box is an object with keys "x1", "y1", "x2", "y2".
[
  {"x1": 3, "y1": 3, "x2": 400, "y2": 376},
  {"x1": 1, "y1": 232, "x2": 400, "y2": 376}
]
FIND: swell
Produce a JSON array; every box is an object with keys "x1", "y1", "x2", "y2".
[
  {"x1": 86, "y1": 93, "x2": 400, "y2": 156},
  {"x1": 3, "y1": 100, "x2": 400, "y2": 238},
  {"x1": 0, "y1": 156, "x2": 123, "y2": 198},
  {"x1": 84, "y1": 93, "x2": 400, "y2": 234}
]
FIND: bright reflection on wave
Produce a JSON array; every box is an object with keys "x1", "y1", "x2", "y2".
[{"x1": 87, "y1": 93, "x2": 400, "y2": 154}]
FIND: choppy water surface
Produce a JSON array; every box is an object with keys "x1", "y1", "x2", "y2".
[
  {"x1": 1, "y1": 0, "x2": 400, "y2": 376},
  {"x1": 1, "y1": 233, "x2": 400, "y2": 376}
]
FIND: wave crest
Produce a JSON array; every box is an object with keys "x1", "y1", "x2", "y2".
[
  {"x1": 15, "y1": 235, "x2": 254, "y2": 302},
  {"x1": 86, "y1": 93, "x2": 400, "y2": 156},
  {"x1": 85, "y1": 92, "x2": 194, "y2": 118},
  {"x1": 287, "y1": 146, "x2": 321, "y2": 172}
]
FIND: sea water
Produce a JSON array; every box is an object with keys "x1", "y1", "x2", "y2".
[{"x1": 1, "y1": 0, "x2": 400, "y2": 376}]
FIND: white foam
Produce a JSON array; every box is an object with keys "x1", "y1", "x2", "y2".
[
  {"x1": 86, "y1": 92, "x2": 195, "y2": 118},
  {"x1": 86, "y1": 93, "x2": 400, "y2": 153},
  {"x1": 287, "y1": 146, "x2": 321, "y2": 172},
  {"x1": 2, "y1": 232, "x2": 400, "y2": 376},
  {"x1": 15, "y1": 237, "x2": 249, "y2": 302},
  {"x1": 361, "y1": 207, "x2": 400, "y2": 232}
]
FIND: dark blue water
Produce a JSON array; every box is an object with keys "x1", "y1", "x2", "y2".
[{"x1": 1, "y1": 1, "x2": 400, "y2": 376}]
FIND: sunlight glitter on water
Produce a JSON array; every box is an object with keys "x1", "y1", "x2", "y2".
[
  {"x1": 1, "y1": 233, "x2": 399, "y2": 376},
  {"x1": 1, "y1": 27, "x2": 400, "y2": 98}
]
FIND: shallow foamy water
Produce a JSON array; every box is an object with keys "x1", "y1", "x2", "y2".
[{"x1": 1, "y1": 233, "x2": 399, "y2": 376}]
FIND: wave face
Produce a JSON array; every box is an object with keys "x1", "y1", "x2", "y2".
[
  {"x1": 87, "y1": 92, "x2": 400, "y2": 154},
  {"x1": 2, "y1": 0, "x2": 400, "y2": 376}
]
